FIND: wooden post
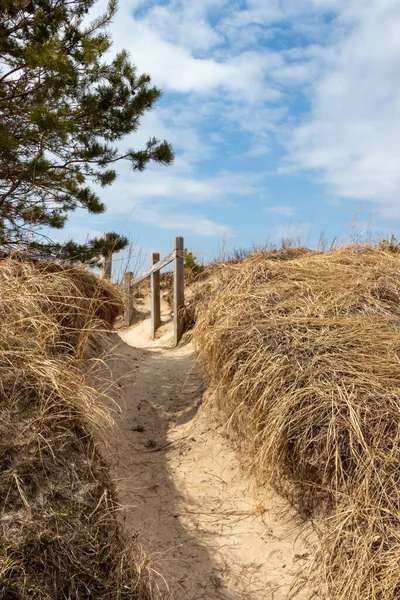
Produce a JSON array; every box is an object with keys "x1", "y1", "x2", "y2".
[
  {"x1": 151, "y1": 253, "x2": 161, "y2": 339},
  {"x1": 123, "y1": 271, "x2": 133, "y2": 327},
  {"x1": 173, "y1": 237, "x2": 184, "y2": 346},
  {"x1": 103, "y1": 233, "x2": 112, "y2": 280}
]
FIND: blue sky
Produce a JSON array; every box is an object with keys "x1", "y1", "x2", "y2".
[{"x1": 58, "y1": 0, "x2": 400, "y2": 269}]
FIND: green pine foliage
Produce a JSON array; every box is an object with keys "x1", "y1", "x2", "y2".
[
  {"x1": 28, "y1": 231, "x2": 129, "y2": 266},
  {"x1": 0, "y1": 0, "x2": 174, "y2": 255},
  {"x1": 184, "y1": 248, "x2": 205, "y2": 279}
]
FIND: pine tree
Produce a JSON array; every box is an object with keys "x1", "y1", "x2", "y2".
[
  {"x1": 0, "y1": 0, "x2": 174, "y2": 257},
  {"x1": 184, "y1": 249, "x2": 205, "y2": 279}
]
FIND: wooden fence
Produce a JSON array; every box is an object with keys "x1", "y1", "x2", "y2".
[{"x1": 118, "y1": 237, "x2": 185, "y2": 346}]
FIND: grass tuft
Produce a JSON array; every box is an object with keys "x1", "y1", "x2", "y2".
[
  {"x1": 193, "y1": 244, "x2": 400, "y2": 599},
  {"x1": 0, "y1": 255, "x2": 153, "y2": 600}
]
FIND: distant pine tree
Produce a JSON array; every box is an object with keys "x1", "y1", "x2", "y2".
[
  {"x1": 0, "y1": 0, "x2": 173, "y2": 259},
  {"x1": 184, "y1": 249, "x2": 205, "y2": 279}
]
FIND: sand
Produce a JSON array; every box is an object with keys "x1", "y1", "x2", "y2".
[{"x1": 99, "y1": 298, "x2": 313, "y2": 600}]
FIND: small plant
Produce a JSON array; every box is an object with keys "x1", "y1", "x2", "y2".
[
  {"x1": 131, "y1": 425, "x2": 145, "y2": 433},
  {"x1": 184, "y1": 249, "x2": 205, "y2": 279},
  {"x1": 145, "y1": 439, "x2": 158, "y2": 449},
  {"x1": 378, "y1": 234, "x2": 400, "y2": 253}
]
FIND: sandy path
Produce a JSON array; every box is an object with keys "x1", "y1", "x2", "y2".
[{"x1": 102, "y1": 300, "x2": 312, "y2": 600}]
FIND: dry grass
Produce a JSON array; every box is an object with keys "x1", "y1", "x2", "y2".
[
  {"x1": 0, "y1": 255, "x2": 153, "y2": 600},
  {"x1": 192, "y1": 245, "x2": 400, "y2": 599}
]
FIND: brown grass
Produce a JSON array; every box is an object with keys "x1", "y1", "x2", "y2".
[
  {"x1": 0, "y1": 256, "x2": 153, "y2": 600},
  {"x1": 192, "y1": 245, "x2": 400, "y2": 599}
]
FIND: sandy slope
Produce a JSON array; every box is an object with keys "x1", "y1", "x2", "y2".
[{"x1": 101, "y1": 299, "x2": 313, "y2": 600}]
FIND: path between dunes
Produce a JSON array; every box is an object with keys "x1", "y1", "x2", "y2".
[{"x1": 102, "y1": 299, "x2": 312, "y2": 600}]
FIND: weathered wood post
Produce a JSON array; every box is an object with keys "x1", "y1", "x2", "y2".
[
  {"x1": 151, "y1": 253, "x2": 161, "y2": 339},
  {"x1": 173, "y1": 237, "x2": 184, "y2": 346},
  {"x1": 123, "y1": 271, "x2": 133, "y2": 327},
  {"x1": 103, "y1": 232, "x2": 112, "y2": 280}
]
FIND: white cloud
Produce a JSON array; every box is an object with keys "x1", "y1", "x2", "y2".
[
  {"x1": 265, "y1": 204, "x2": 297, "y2": 217},
  {"x1": 287, "y1": 0, "x2": 400, "y2": 212},
  {"x1": 218, "y1": 1, "x2": 282, "y2": 34},
  {"x1": 134, "y1": 207, "x2": 232, "y2": 237},
  {"x1": 55, "y1": 205, "x2": 231, "y2": 243},
  {"x1": 82, "y1": 0, "x2": 400, "y2": 249},
  {"x1": 96, "y1": 165, "x2": 263, "y2": 213},
  {"x1": 70, "y1": 164, "x2": 261, "y2": 241},
  {"x1": 135, "y1": 3, "x2": 224, "y2": 53},
  {"x1": 271, "y1": 61, "x2": 320, "y2": 86},
  {"x1": 100, "y1": 2, "x2": 281, "y2": 103},
  {"x1": 49, "y1": 225, "x2": 104, "y2": 244},
  {"x1": 131, "y1": 32, "x2": 280, "y2": 102},
  {"x1": 87, "y1": 0, "x2": 327, "y2": 161}
]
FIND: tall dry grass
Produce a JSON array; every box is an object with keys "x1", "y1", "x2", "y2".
[
  {"x1": 0, "y1": 255, "x2": 152, "y2": 599},
  {"x1": 193, "y1": 246, "x2": 400, "y2": 599}
]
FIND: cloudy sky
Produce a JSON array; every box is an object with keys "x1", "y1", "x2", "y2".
[{"x1": 62, "y1": 0, "x2": 400, "y2": 265}]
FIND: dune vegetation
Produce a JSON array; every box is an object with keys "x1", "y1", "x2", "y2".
[
  {"x1": 4, "y1": 242, "x2": 400, "y2": 599},
  {"x1": 192, "y1": 245, "x2": 400, "y2": 599},
  {"x1": 0, "y1": 255, "x2": 152, "y2": 600}
]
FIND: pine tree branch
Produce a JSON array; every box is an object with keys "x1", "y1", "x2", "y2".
[
  {"x1": 0, "y1": 181, "x2": 23, "y2": 208},
  {"x1": 0, "y1": 65, "x2": 25, "y2": 82}
]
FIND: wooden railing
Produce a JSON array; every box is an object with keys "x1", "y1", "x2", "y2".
[{"x1": 122, "y1": 237, "x2": 185, "y2": 346}]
